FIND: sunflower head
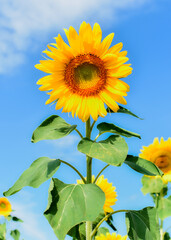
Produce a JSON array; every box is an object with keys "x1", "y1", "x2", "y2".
[
  {"x1": 139, "y1": 137, "x2": 171, "y2": 182},
  {"x1": 35, "y1": 22, "x2": 132, "y2": 121},
  {"x1": 77, "y1": 175, "x2": 117, "y2": 213},
  {"x1": 0, "y1": 197, "x2": 12, "y2": 217},
  {"x1": 95, "y1": 232, "x2": 127, "y2": 240}
]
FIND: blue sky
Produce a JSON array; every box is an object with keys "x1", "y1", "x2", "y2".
[{"x1": 0, "y1": 0, "x2": 171, "y2": 239}]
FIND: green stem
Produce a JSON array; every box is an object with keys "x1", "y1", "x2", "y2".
[
  {"x1": 90, "y1": 120, "x2": 96, "y2": 134},
  {"x1": 91, "y1": 209, "x2": 128, "y2": 238},
  {"x1": 93, "y1": 164, "x2": 110, "y2": 183},
  {"x1": 75, "y1": 128, "x2": 83, "y2": 139},
  {"x1": 59, "y1": 160, "x2": 86, "y2": 184},
  {"x1": 94, "y1": 131, "x2": 109, "y2": 141},
  {"x1": 86, "y1": 118, "x2": 92, "y2": 240},
  {"x1": 160, "y1": 219, "x2": 164, "y2": 240}
]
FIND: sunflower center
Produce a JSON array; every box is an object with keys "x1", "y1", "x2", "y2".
[
  {"x1": 154, "y1": 155, "x2": 170, "y2": 169},
  {"x1": 65, "y1": 54, "x2": 107, "y2": 96},
  {"x1": 0, "y1": 202, "x2": 6, "y2": 209}
]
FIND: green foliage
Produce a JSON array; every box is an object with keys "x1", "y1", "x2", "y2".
[
  {"x1": 78, "y1": 135, "x2": 128, "y2": 166},
  {"x1": 124, "y1": 155, "x2": 163, "y2": 176},
  {"x1": 126, "y1": 207, "x2": 160, "y2": 240},
  {"x1": 12, "y1": 216, "x2": 23, "y2": 223},
  {"x1": 0, "y1": 223, "x2": 6, "y2": 240},
  {"x1": 10, "y1": 230, "x2": 20, "y2": 240},
  {"x1": 96, "y1": 227, "x2": 109, "y2": 236},
  {"x1": 31, "y1": 115, "x2": 77, "y2": 143},
  {"x1": 44, "y1": 178, "x2": 105, "y2": 240},
  {"x1": 164, "y1": 232, "x2": 171, "y2": 240},
  {"x1": 157, "y1": 196, "x2": 171, "y2": 220},
  {"x1": 97, "y1": 122, "x2": 141, "y2": 139},
  {"x1": 4, "y1": 157, "x2": 61, "y2": 196},
  {"x1": 107, "y1": 105, "x2": 142, "y2": 119},
  {"x1": 141, "y1": 176, "x2": 165, "y2": 195}
]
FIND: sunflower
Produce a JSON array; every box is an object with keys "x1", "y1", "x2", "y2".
[
  {"x1": 95, "y1": 232, "x2": 127, "y2": 240},
  {"x1": 77, "y1": 175, "x2": 117, "y2": 213},
  {"x1": 0, "y1": 197, "x2": 12, "y2": 217},
  {"x1": 139, "y1": 137, "x2": 171, "y2": 182},
  {"x1": 35, "y1": 22, "x2": 132, "y2": 121}
]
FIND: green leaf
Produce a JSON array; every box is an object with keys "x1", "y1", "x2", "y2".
[
  {"x1": 96, "y1": 227, "x2": 109, "y2": 236},
  {"x1": 12, "y1": 216, "x2": 23, "y2": 223},
  {"x1": 107, "y1": 105, "x2": 142, "y2": 119},
  {"x1": 164, "y1": 232, "x2": 171, "y2": 240},
  {"x1": 10, "y1": 230, "x2": 20, "y2": 240},
  {"x1": 4, "y1": 157, "x2": 61, "y2": 196},
  {"x1": 0, "y1": 223, "x2": 6, "y2": 240},
  {"x1": 157, "y1": 196, "x2": 171, "y2": 220},
  {"x1": 124, "y1": 155, "x2": 163, "y2": 176},
  {"x1": 141, "y1": 176, "x2": 165, "y2": 195},
  {"x1": 126, "y1": 207, "x2": 160, "y2": 240},
  {"x1": 31, "y1": 115, "x2": 77, "y2": 143},
  {"x1": 97, "y1": 122, "x2": 141, "y2": 139},
  {"x1": 78, "y1": 135, "x2": 128, "y2": 166},
  {"x1": 44, "y1": 178, "x2": 105, "y2": 240}
]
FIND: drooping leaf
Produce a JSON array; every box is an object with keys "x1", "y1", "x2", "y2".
[
  {"x1": 4, "y1": 157, "x2": 61, "y2": 196},
  {"x1": 107, "y1": 105, "x2": 142, "y2": 119},
  {"x1": 44, "y1": 178, "x2": 105, "y2": 240},
  {"x1": 124, "y1": 155, "x2": 163, "y2": 176},
  {"x1": 97, "y1": 122, "x2": 141, "y2": 139},
  {"x1": 10, "y1": 230, "x2": 20, "y2": 240},
  {"x1": 0, "y1": 223, "x2": 6, "y2": 240},
  {"x1": 141, "y1": 176, "x2": 165, "y2": 195},
  {"x1": 78, "y1": 135, "x2": 128, "y2": 166},
  {"x1": 126, "y1": 207, "x2": 160, "y2": 240},
  {"x1": 157, "y1": 196, "x2": 171, "y2": 220},
  {"x1": 12, "y1": 216, "x2": 23, "y2": 223},
  {"x1": 96, "y1": 227, "x2": 109, "y2": 236},
  {"x1": 31, "y1": 115, "x2": 77, "y2": 143}
]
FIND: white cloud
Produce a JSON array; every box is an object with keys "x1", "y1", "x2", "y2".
[{"x1": 0, "y1": 0, "x2": 150, "y2": 74}]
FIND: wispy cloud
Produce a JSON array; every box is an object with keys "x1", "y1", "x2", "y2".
[{"x1": 0, "y1": 0, "x2": 150, "y2": 74}]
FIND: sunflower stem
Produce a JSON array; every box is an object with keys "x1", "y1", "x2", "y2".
[
  {"x1": 91, "y1": 209, "x2": 128, "y2": 238},
  {"x1": 93, "y1": 164, "x2": 110, "y2": 183},
  {"x1": 86, "y1": 118, "x2": 92, "y2": 240},
  {"x1": 75, "y1": 128, "x2": 83, "y2": 139}
]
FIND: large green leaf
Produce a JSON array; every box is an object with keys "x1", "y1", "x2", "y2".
[
  {"x1": 124, "y1": 155, "x2": 163, "y2": 176},
  {"x1": 0, "y1": 223, "x2": 6, "y2": 240},
  {"x1": 157, "y1": 196, "x2": 171, "y2": 220},
  {"x1": 78, "y1": 135, "x2": 128, "y2": 166},
  {"x1": 126, "y1": 207, "x2": 160, "y2": 240},
  {"x1": 4, "y1": 157, "x2": 61, "y2": 196},
  {"x1": 97, "y1": 122, "x2": 141, "y2": 139},
  {"x1": 141, "y1": 176, "x2": 165, "y2": 195},
  {"x1": 107, "y1": 105, "x2": 142, "y2": 119},
  {"x1": 10, "y1": 230, "x2": 20, "y2": 240},
  {"x1": 31, "y1": 115, "x2": 77, "y2": 143},
  {"x1": 44, "y1": 178, "x2": 105, "y2": 240}
]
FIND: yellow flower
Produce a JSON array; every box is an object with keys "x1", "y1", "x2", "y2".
[
  {"x1": 95, "y1": 232, "x2": 127, "y2": 240},
  {"x1": 0, "y1": 197, "x2": 12, "y2": 217},
  {"x1": 35, "y1": 22, "x2": 132, "y2": 121},
  {"x1": 77, "y1": 175, "x2": 117, "y2": 213},
  {"x1": 139, "y1": 137, "x2": 171, "y2": 182}
]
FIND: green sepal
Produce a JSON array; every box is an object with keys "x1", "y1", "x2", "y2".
[
  {"x1": 97, "y1": 122, "x2": 141, "y2": 139},
  {"x1": 4, "y1": 157, "x2": 61, "y2": 196},
  {"x1": 141, "y1": 176, "x2": 165, "y2": 195},
  {"x1": 31, "y1": 115, "x2": 77, "y2": 143},
  {"x1": 44, "y1": 178, "x2": 105, "y2": 240},
  {"x1": 157, "y1": 196, "x2": 171, "y2": 220},
  {"x1": 78, "y1": 135, "x2": 128, "y2": 166},
  {"x1": 107, "y1": 105, "x2": 142, "y2": 119},
  {"x1": 124, "y1": 155, "x2": 163, "y2": 176},
  {"x1": 126, "y1": 207, "x2": 160, "y2": 240},
  {"x1": 10, "y1": 230, "x2": 20, "y2": 240}
]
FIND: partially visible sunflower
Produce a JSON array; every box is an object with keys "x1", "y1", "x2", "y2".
[
  {"x1": 77, "y1": 175, "x2": 117, "y2": 213},
  {"x1": 139, "y1": 137, "x2": 171, "y2": 182},
  {"x1": 0, "y1": 197, "x2": 12, "y2": 217},
  {"x1": 35, "y1": 21, "x2": 132, "y2": 121},
  {"x1": 95, "y1": 232, "x2": 127, "y2": 240}
]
